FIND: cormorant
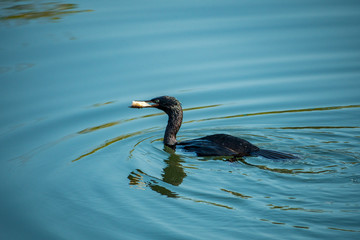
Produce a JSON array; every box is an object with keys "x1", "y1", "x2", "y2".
[{"x1": 131, "y1": 96, "x2": 297, "y2": 159}]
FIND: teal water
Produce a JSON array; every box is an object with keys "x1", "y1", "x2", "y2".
[{"x1": 1, "y1": 0, "x2": 360, "y2": 239}]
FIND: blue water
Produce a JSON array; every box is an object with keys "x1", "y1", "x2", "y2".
[{"x1": 1, "y1": 0, "x2": 360, "y2": 239}]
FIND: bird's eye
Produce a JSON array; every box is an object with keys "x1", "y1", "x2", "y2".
[{"x1": 153, "y1": 99, "x2": 160, "y2": 103}]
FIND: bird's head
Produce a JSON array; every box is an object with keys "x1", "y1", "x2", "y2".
[{"x1": 130, "y1": 96, "x2": 182, "y2": 115}]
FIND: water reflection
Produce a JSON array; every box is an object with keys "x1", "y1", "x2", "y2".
[
  {"x1": 73, "y1": 128, "x2": 158, "y2": 162},
  {"x1": 186, "y1": 104, "x2": 360, "y2": 124},
  {"x1": 220, "y1": 188, "x2": 252, "y2": 199},
  {"x1": 128, "y1": 147, "x2": 186, "y2": 197},
  {"x1": 260, "y1": 219, "x2": 310, "y2": 230},
  {"x1": 236, "y1": 157, "x2": 335, "y2": 175},
  {"x1": 268, "y1": 126, "x2": 360, "y2": 130},
  {"x1": 0, "y1": 1, "x2": 92, "y2": 22},
  {"x1": 128, "y1": 166, "x2": 234, "y2": 209},
  {"x1": 267, "y1": 203, "x2": 326, "y2": 213},
  {"x1": 328, "y1": 227, "x2": 360, "y2": 233},
  {"x1": 162, "y1": 146, "x2": 187, "y2": 186},
  {"x1": 127, "y1": 145, "x2": 235, "y2": 209}
]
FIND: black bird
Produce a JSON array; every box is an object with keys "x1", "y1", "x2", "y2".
[{"x1": 130, "y1": 96, "x2": 298, "y2": 159}]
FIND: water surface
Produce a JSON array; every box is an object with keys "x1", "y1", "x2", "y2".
[{"x1": 1, "y1": 0, "x2": 360, "y2": 239}]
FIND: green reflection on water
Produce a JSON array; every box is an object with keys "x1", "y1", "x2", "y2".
[
  {"x1": 268, "y1": 126, "x2": 360, "y2": 130},
  {"x1": 73, "y1": 128, "x2": 157, "y2": 162},
  {"x1": 0, "y1": 1, "x2": 93, "y2": 21},
  {"x1": 78, "y1": 112, "x2": 163, "y2": 135},
  {"x1": 267, "y1": 203, "x2": 326, "y2": 213},
  {"x1": 186, "y1": 104, "x2": 360, "y2": 124},
  {"x1": 90, "y1": 101, "x2": 116, "y2": 108},
  {"x1": 328, "y1": 227, "x2": 360, "y2": 233},
  {"x1": 236, "y1": 158, "x2": 334, "y2": 175},
  {"x1": 78, "y1": 121, "x2": 120, "y2": 134},
  {"x1": 183, "y1": 104, "x2": 222, "y2": 112},
  {"x1": 260, "y1": 218, "x2": 310, "y2": 230},
  {"x1": 220, "y1": 188, "x2": 252, "y2": 199}
]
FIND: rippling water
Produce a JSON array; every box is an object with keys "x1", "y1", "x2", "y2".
[{"x1": 1, "y1": 0, "x2": 360, "y2": 239}]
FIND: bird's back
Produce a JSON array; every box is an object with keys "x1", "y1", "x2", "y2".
[{"x1": 178, "y1": 134, "x2": 259, "y2": 157}]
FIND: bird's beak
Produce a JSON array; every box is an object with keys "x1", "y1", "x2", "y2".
[{"x1": 129, "y1": 100, "x2": 158, "y2": 108}]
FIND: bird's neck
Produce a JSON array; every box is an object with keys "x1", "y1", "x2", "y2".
[{"x1": 164, "y1": 107, "x2": 183, "y2": 147}]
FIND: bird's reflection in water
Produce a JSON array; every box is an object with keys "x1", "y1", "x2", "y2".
[
  {"x1": 161, "y1": 146, "x2": 187, "y2": 186},
  {"x1": 127, "y1": 146, "x2": 186, "y2": 198}
]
